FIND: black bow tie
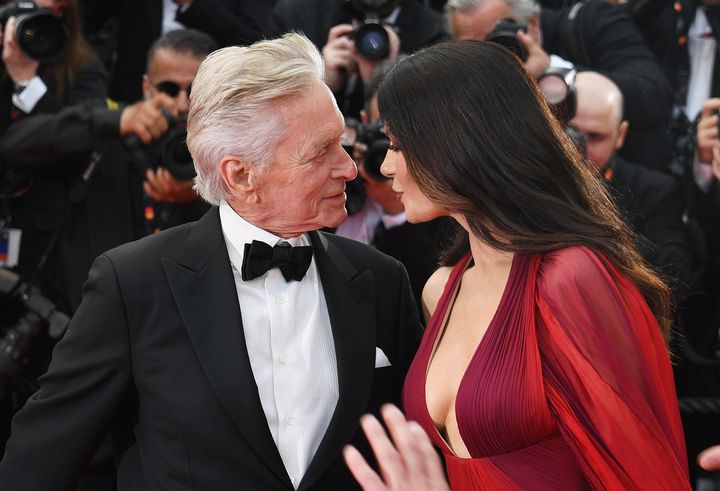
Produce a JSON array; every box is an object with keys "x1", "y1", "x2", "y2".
[{"x1": 241, "y1": 240, "x2": 314, "y2": 282}]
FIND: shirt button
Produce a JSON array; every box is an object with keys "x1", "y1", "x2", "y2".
[
  {"x1": 290, "y1": 477, "x2": 296, "y2": 485},
  {"x1": 276, "y1": 295, "x2": 285, "y2": 304},
  {"x1": 286, "y1": 416, "x2": 295, "y2": 426},
  {"x1": 278, "y1": 355, "x2": 287, "y2": 365}
]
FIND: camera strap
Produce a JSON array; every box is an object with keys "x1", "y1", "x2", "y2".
[{"x1": 28, "y1": 148, "x2": 104, "y2": 288}]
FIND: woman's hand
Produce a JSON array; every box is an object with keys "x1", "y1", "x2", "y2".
[{"x1": 343, "y1": 404, "x2": 450, "y2": 491}]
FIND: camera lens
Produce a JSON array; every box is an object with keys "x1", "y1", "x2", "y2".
[
  {"x1": 355, "y1": 23, "x2": 390, "y2": 61},
  {"x1": 16, "y1": 12, "x2": 68, "y2": 62},
  {"x1": 158, "y1": 128, "x2": 196, "y2": 181}
]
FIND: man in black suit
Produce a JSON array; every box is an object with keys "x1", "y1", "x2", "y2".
[
  {"x1": 0, "y1": 33, "x2": 421, "y2": 490},
  {"x1": 570, "y1": 71, "x2": 692, "y2": 294},
  {"x1": 446, "y1": 0, "x2": 673, "y2": 172}
]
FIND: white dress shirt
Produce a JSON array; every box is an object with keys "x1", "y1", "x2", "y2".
[
  {"x1": 686, "y1": 8, "x2": 718, "y2": 190},
  {"x1": 335, "y1": 199, "x2": 406, "y2": 245},
  {"x1": 218, "y1": 201, "x2": 339, "y2": 489}
]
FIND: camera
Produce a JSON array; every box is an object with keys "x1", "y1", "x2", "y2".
[
  {"x1": 345, "y1": 0, "x2": 400, "y2": 61},
  {"x1": 124, "y1": 109, "x2": 196, "y2": 181},
  {"x1": 0, "y1": 0, "x2": 68, "y2": 63},
  {"x1": 0, "y1": 268, "x2": 69, "y2": 400},
  {"x1": 486, "y1": 19, "x2": 528, "y2": 62},
  {"x1": 357, "y1": 122, "x2": 390, "y2": 181},
  {"x1": 341, "y1": 119, "x2": 391, "y2": 215},
  {"x1": 537, "y1": 67, "x2": 586, "y2": 155}
]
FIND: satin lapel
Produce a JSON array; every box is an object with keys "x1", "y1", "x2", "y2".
[
  {"x1": 299, "y1": 232, "x2": 376, "y2": 491},
  {"x1": 161, "y1": 208, "x2": 291, "y2": 488}
]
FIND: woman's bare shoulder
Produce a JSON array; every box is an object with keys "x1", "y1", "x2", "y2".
[{"x1": 421, "y1": 266, "x2": 454, "y2": 323}]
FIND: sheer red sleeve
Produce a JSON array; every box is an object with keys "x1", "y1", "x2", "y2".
[{"x1": 536, "y1": 247, "x2": 689, "y2": 490}]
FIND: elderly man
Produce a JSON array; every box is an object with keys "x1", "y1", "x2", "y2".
[
  {"x1": 446, "y1": 0, "x2": 672, "y2": 172},
  {"x1": 0, "y1": 33, "x2": 421, "y2": 491}
]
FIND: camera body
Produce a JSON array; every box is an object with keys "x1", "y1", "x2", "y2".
[
  {"x1": 0, "y1": 268, "x2": 69, "y2": 400},
  {"x1": 0, "y1": 0, "x2": 68, "y2": 63},
  {"x1": 356, "y1": 122, "x2": 390, "y2": 181},
  {"x1": 124, "y1": 109, "x2": 196, "y2": 181},
  {"x1": 486, "y1": 19, "x2": 528, "y2": 62}
]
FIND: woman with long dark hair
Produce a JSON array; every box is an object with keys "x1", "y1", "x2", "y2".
[{"x1": 344, "y1": 40, "x2": 690, "y2": 490}]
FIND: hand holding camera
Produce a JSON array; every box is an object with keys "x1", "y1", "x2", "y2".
[
  {"x1": 323, "y1": 22, "x2": 400, "y2": 93},
  {"x1": 323, "y1": 24, "x2": 357, "y2": 92},
  {"x1": 1, "y1": 16, "x2": 39, "y2": 86},
  {"x1": 696, "y1": 98, "x2": 720, "y2": 165},
  {"x1": 143, "y1": 167, "x2": 197, "y2": 204},
  {"x1": 119, "y1": 93, "x2": 176, "y2": 145}
]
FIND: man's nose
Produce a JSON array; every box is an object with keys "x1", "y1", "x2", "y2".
[{"x1": 336, "y1": 147, "x2": 358, "y2": 180}]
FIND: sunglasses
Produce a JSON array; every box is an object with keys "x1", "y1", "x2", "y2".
[{"x1": 154, "y1": 81, "x2": 191, "y2": 98}]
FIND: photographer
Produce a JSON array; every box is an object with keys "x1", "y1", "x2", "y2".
[
  {"x1": 265, "y1": 0, "x2": 447, "y2": 118},
  {"x1": 446, "y1": 0, "x2": 673, "y2": 172},
  {"x1": 1, "y1": 28, "x2": 215, "y2": 312}
]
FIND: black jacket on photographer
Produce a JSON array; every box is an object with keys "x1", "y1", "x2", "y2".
[
  {"x1": 265, "y1": 0, "x2": 448, "y2": 118},
  {"x1": 0, "y1": 59, "x2": 142, "y2": 314},
  {"x1": 541, "y1": 0, "x2": 674, "y2": 172}
]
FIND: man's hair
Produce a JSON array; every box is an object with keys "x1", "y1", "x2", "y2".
[
  {"x1": 146, "y1": 29, "x2": 218, "y2": 70},
  {"x1": 187, "y1": 32, "x2": 325, "y2": 205},
  {"x1": 446, "y1": 0, "x2": 539, "y2": 26}
]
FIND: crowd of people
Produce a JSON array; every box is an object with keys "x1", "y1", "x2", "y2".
[{"x1": 0, "y1": 0, "x2": 718, "y2": 489}]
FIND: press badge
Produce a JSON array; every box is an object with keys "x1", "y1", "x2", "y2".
[{"x1": 0, "y1": 228, "x2": 21, "y2": 268}]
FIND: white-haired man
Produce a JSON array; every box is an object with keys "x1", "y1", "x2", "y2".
[{"x1": 0, "y1": 33, "x2": 421, "y2": 491}]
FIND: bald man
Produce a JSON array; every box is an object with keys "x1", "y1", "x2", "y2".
[{"x1": 571, "y1": 71, "x2": 693, "y2": 299}]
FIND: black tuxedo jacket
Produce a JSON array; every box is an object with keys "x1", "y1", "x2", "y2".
[{"x1": 0, "y1": 207, "x2": 421, "y2": 490}]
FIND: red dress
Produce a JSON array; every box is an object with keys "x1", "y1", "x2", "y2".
[{"x1": 402, "y1": 247, "x2": 690, "y2": 490}]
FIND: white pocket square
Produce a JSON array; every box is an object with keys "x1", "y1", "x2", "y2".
[{"x1": 374, "y1": 347, "x2": 391, "y2": 368}]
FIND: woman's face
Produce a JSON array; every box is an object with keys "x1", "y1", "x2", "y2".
[{"x1": 379, "y1": 140, "x2": 448, "y2": 224}]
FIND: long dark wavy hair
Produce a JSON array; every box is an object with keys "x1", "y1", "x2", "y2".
[{"x1": 377, "y1": 41, "x2": 673, "y2": 337}]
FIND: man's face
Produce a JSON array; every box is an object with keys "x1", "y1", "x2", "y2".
[
  {"x1": 143, "y1": 48, "x2": 202, "y2": 123},
  {"x1": 244, "y1": 79, "x2": 358, "y2": 236},
  {"x1": 570, "y1": 104, "x2": 626, "y2": 171},
  {"x1": 450, "y1": 0, "x2": 514, "y2": 41}
]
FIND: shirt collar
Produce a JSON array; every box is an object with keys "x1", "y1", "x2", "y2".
[{"x1": 219, "y1": 201, "x2": 310, "y2": 272}]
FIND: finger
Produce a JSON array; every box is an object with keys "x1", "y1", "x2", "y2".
[
  {"x1": 143, "y1": 180, "x2": 162, "y2": 201},
  {"x1": 381, "y1": 405, "x2": 425, "y2": 479},
  {"x1": 360, "y1": 414, "x2": 406, "y2": 487},
  {"x1": 698, "y1": 445, "x2": 720, "y2": 471},
  {"x1": 408, "y1": 422, "x2": 448, "y2": 489},
  {"x1": 328, "y1": 23, "x2": 355, "y2": 41},
  {"x1": 516, "y1": 30, "x2": 533, "y2": 50},
  {"x1": 343, "y1": 445, "x2": 388, "y2": 491},
  {"x1": 700, "y1": 98, "x2": 720, "y2": 118}
]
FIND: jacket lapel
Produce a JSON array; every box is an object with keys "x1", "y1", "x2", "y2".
[
  {"x1": 299, "y1": 232, "x2": 376, "y2": 491},
  {"x1": 161, "y1": 208, "x2": 292, "y2": 488}
]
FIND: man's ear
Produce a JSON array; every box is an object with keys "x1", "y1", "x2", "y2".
[
  {"x1": 219, "y1": 156, "x2": 260, "y2": 203},
  {"x1": 615, "y1": 120, "x2": 629, "y2": 151}
]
